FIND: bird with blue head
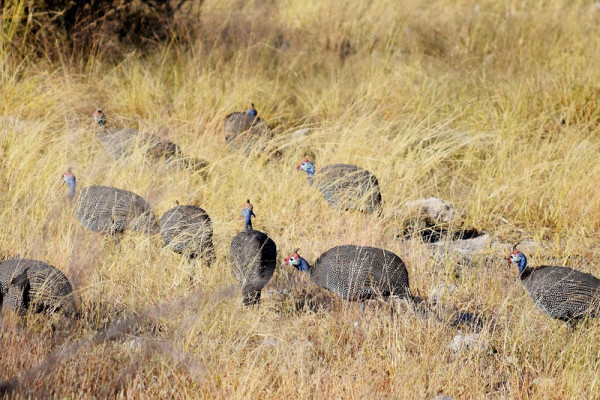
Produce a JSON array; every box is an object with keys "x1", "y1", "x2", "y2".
[
  {"x1": 507, "y1": 243, "x2": 600, "y2": 327},
  {"x1": 508, "y1": 244, "x2": 528, "y2": 273},
  {"x1": 296, "y1": 158, "x2": 316, "y2": 179},
  {"x1": 283, "y1": 245, "x2": 413, "y2": 303},
  {"x1": 295, "y1": 157, "x2": 382, "y2": 214},
  {"x1": 240, "y1": 199, "x2": 256, "y2": 230},
  {"x1": 283, "y1": 250, "x2": 310, "y2": 272}
]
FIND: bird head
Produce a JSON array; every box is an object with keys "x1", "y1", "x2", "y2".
[
  {"x1": 246, "y1": 103, "x2": 257, "y2": 117},
  {"x1": 61, "y1": 168, "x2": 75, "y2": 186},
  {"x1": 283, "y1": 249, "x2": 309, "y2": 271},
  {"x1": 90, "y1": 109, "x2": 106, "y2": 126},
  {"x1": 283, "y1": 250, "x2": 301, "y2": 267},
  {"x1": 296, "y1": 158, "x2": 315, "y2": 176},
  {"x1": 507, "y1": 243, "x2": 528, "y2": 272}
]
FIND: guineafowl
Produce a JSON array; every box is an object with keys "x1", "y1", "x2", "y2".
[
  {"x1": 283, "y1": 245, "x2": 412, "y2": 302},
  {"x1": 223, "y1": 103, "x2": 272, "y2": 149},
  {"x1": 160, "y1": 204, "x2": 215, "y2": 265},
  {"x1": 0, "y1": 258, "x2": 76, "y2": 317},
  {"x1": 62, "y1": 169, "x2": 159, "y2": 235},
  {"x1": 229, "y1": 202, "x2": 277, "y2": 306},
  {"x1": 296, "y1": 158, "x2": 382, "y2": 214},
  {"x1": 508, "y1": 244, "x2": 600, "y2": 327},
  {"x1": 90, "y1": 109, "x2": 182, "y2": 161},
  {"x1": 230, "y1": 231, "x2": 277, "y2": 306},
  {"x1": 240, "y1": 199, "x2": 256, "y2": 230}
]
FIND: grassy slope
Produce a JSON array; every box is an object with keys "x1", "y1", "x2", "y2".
[{"x1": 2, "y1": 0, "x2": 600, "y2": 398}]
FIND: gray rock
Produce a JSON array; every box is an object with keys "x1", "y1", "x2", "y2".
[
  {"x1": 404, "y1": 197, "x2": 462, "y2": 225},
  {"x1": 429, "y1": 283, "x2": 458, "y2": 305},
  {"x1": 431, "y1": 395, "x2": 456, "y2": 400},
  {"x1": 448, "y1": 332, "x2": 481, "y2": 352},
  {"x1": 288, "y1": 127, "x2": 311, "y2": 139}
]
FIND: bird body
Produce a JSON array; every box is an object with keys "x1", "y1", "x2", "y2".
[
  {"x1": 91, "y1": 109, "x2": 182, "y2": 161},
  {"x1": 0, "y1": 258, "x2": 76, "y2": 316},
  {"x1": 160, "y1": 205, "x2": 215, "y2": 264},
  {"x1": 62, "y1": 170, "x2": 159, "y2": 235},
  {"x1": 284, "y1": 245, "x2": 411, "y2": 301},
  {"x1": 509, "y1": 247, "x2": 600, "y2": 324},
  {"x1": 229, "y1": 230, "x2": 277, "y2": 306},
  {"x1": 297, "y1": 159, "x2": 382, "y2": 214},
  {"x1": 223, "y1": 104, "x2": 272, "y2": 148}
]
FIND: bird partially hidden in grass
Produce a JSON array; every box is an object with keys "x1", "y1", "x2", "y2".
[
  {"x1": 62, "y1": 168, "x2": 159, "y2": 237},
  {"x1": 159, "y1": 202, "x2": 216, "y2": 265},
  {"x1": 508, "y1": 243, "x2": 600, "y2": 329},
  {"x1": 90, "y1": 109, "x2": 182, "y2": 161},
  {"x1": 296, "y1": 158, "x2": 382, "y2": 214},
  {"x1": 283, "y1": 246, "x2": 414, "y2": 314},
  {"x1": 223, "y1": 103, "x2": 272, "y2": 150},
  {"x1": 230, "y1": 201, "x2": 276, "y2": 306},
  {"x1": 0, "y1": 258, "x2": 76, "y2": 317}
]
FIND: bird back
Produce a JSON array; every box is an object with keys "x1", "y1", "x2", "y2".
[
  {"x1": 0, "y1": 258, "x2": 76, "y2": 316},
  {"x1": 160, "y1": 205, "x2": 215, "y2": 262},
  {"x1": 224, "y1": 112, "x2": 272, "y2": 149},
  {"x1": 521, "y1": 265, "x2": 600, "y2": 321},
  {"x1": 312, "y1": 245, "x2": 410, "y2": 301},
  {"x1": 229, "y1": 230, "x2": 277, "y2": 305},
  {"x1": 315, "y1": 164, "x2": 382, "y2": 214},
  {"x1": 76, "y1": 185, "x2": 159, "y2": 235}
]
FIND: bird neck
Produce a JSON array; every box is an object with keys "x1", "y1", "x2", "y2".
[
  {"x1": 518, "y1": 255, "x2": 527, "y2": 273},
  {"x1": 297, "y1": 257, "x2": 310, "y2": 272},
  {"x1": 242, "y1": 208, "x2": 253, "y2": 224},
  {"x1": 67, "y1": 179, "x2": 76, "y2": 202},
  {"x1": 516, "y1": 255, "x2": 532, "y2": 279}
]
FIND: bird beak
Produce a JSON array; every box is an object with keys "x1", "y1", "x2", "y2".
[
  {"x1": 296, "y1": 164, "x2": 301, "y2": 171},
  {"x1": 506, "y1": 256, "x2": 512, "y2": 266},
  {"x1": 283, "y1": 256, "x2": 289, "y2": 264}
]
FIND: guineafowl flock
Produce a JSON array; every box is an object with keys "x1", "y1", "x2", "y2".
[{"x1": 2, "y1": 103, "x2": 600, "y2": 334}]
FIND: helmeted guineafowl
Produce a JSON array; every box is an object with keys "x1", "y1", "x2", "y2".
[
  {"x1": 223, "y1": 103, "x2": 272, "y2": 150},
  {"x1": 0, "y1": 258, "x2": 76, "y2": 316},
  {"x1": 91, "y1": 109, "x2": 182, "y2": 161},
  {"x1": 62, "y1": 169, "x2": 159, "y2": 235},
  {"x1": 240, "y1": 199, "x2": 256, "y2": 231},
  {"x1": 283, "y1": 245, "x2": 412, "y2": 302},
  {"x1": 508, "y1": 244, "x2": 600, "y2": 327},
  {"x1": 229, "y1": 202, "x2": 277, "y2": 305},
  {"x1": 159, "y1": 203, "x2": 215, "y2": 265},
  {"x1": 296, "y1": 158, "x2": 382, "y2": 214}
]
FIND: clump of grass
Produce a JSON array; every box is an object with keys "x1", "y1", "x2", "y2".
[{"x1": 2, "y1": 0, "x2": 600, "y2": 398}]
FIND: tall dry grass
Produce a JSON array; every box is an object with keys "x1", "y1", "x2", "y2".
[{"x1": 2, "y1": 0, "x2": 600, "y2": 398}]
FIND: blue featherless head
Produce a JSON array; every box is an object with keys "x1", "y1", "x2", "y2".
[
  {"x1": 246, "y1": 103, "x2": 257, "y2": 117},
  {"x1": 283, "y1": 250, "x2": 310, "y2": 272},
  {"x1": 508, "y1": 244, "x2": 528, "y2": 272},
  {"x1": 296, "y1": 158, "x2": 315, "y2": 177}
]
